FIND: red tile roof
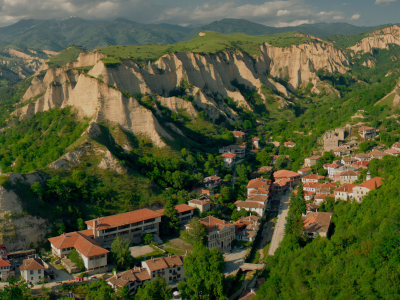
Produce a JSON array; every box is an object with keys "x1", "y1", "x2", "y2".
[
  {"x1": 156, "y1": 204, "x2": 195, "y2": 215},
  {"x1": 221, "y1": 153, "x2": 236, "y2": 159},
  {"x1": 251, "y1": 137, "x2": 260, "y2": 141},
  {"x1": 302, "y1": 174, "x2": 325, "y2": 180},
  {"x1": 273, "y1": 170, "x2": 300, "y2": 178},
  {"x1": 303, "y1": 212, "x2": 333, "y2": 233},
  {"x1": 0, "y1": 258, "x2": 11, "y2": 268},
  {"x1": 358, "y1": 177, "x2": 382, "y2": 190},
  {"x1": 369, "y1": 150, "x2": 389, "y2": 158},
  {"x1": 247, "y1": 195, "x2": 269, "y2": 203},
  {"x1": 352, "y1": 161, "x2": 370, "y2": 167},
  {"x1": 340, "y1": 171, "x2": 360, "y2": 176},
  {"x1": 303, "y1": 182, "x2": 322, "y2": 189},
  {"x1": 235, "y1": 201, "x2": 265, "y2": 209},
  {"x1": 247, "y1": 178, "x2": 271, "y2": 189},
  {"x1": 392, "y1": 142, "x2": 400, "y2": 149},
  {"x1": 107, "y1": 267, "x2": 151, "y2": 287},
  {"x1": 358, "y1": 126, "x2": 375, "y2": 131},
  {"x1": 85, "y1": 209, "x2": 162, "y2": 231},
  {"x1": 298, "y1": 168, "x2": 312, "y2": 172},
  {"x1": 193, "y1": 216, "x2": 233, "y2": 233},
  {"x1": 284, "y1": 141, "x2": 296, "y2": 146},
  {"x1": 334, "y1": 184, "x2": 358, "y2": 193},
  {"x1": 48, "y1": 231, "x2": 109, "y2": 258},
  {"x1": 385, "y1": 148, "x2": 400, "y2": 154},
  {"x1": 144, "y1": 255, "x2": 183, "y2": 272},
  {"x1": 232, "y1": 131, "x2": 246, "y2": 137},
  {"x1": 19, "y1": 258, "x2": 45, "y2": 271}
]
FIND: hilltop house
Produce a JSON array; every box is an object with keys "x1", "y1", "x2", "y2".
[
  {"x1": 188, "y1": 196, "x2": 211, "y2": 213},
  {"x1": 185, "y1": 216, "x2": 235, "y2": 252},
  {"x1": 301, "y1": 174, "x2": 325, "y2": 183},
  {"x1": 235, "y1": 201, "x2": 265, "y2": 217},
  {"x1": 303, "y1": 212, "x2": 333, "y2": 238},
  {"x1": 0, "y1": 245, "x2": 13, "y2": 281},
  {"x1": 298, "y1": 168, "x2": 312, "y2": 177},
  {"x1": 353, "y1": 177, "x2": 382, "y2": 203},
  {"x1": 358, "y1": 126, "x2": 377, "y2": 140},
  {"x1": 156, "y1": 204, "x2": 195, "y2": 225},
  {"x1": 339, "y1": 171, "x2": 360, "y2": 184},
  {"x1": 203, "y1": 175, "x2": 221, "y2": 190},
  {"x1": 232, "y1": 131, "x2": 246, "y2": 140},
  {"x1": 352, "y1": 160, "x2": 370, "y2": 170},
  {"x1": 369, "y1": 150, "x2": 389, "y2": 160},
  {"x1": 273, "y1": 170, "x2": 301, "y2": 185},
  {"x1": 392, "y1": 142, "x2": 400, "y2": 151},
  {"x1": 284, "y1": 141, "x2": 296, "y2": 148},
  {"x1": 334, "y1": 184, "x2": 358, "y2": 201},
  {"x1": 107, "y1": 255, "x2": 184, "y2": 295},
  {"x1": 219, "y1": 145, "x2": 246, "y2": 159},
  {"x1": 246, "y1": 177, "x2": 271, "y2": 197},
  {"x1": 19, "y1": 257, "x2": 46, "y2": 285},
  {"x1": 304, "y1": 156, "x2": 321, "y2": 167},
  {"x1": 48, "y1": 231, "x2": 109, "y2": 272},
  {"x1": 221, "y1": 153, "x2": 236, "y2": 168}
]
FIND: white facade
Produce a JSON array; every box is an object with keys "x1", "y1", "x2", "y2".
[
  {"x1": 207, "y1": 225, "x2": 235, "y2": 252},
  {"x1": 20, "y1": 269, "x2": 44, "y2": 285}
]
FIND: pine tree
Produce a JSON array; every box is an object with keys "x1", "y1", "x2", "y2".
[{"x1": 163, "y1": 200, "x2": 180, "y2": 235}]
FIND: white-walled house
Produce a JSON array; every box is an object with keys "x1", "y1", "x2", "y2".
[
  {"x1": 48, "y1": 231, "x2": 109, "y2": 272},
  {"x1": 221, "y1": 153, "x2": 237, "y2": 168},
  {"x1": 0, "y1": 245, "x2": 12, "y2": 281},
  {"x1": 19, "y1": 257, "x2": 46, "y2": 285},
  {"x1": 235, "y1": 201, "x2": 265, "y2": 217}
]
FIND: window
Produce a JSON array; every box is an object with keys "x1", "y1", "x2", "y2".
[
  {"x1": 30, "y1": 271, "x2": 33, "y2": 275},
  {"x1": 177, "y1": 267, "x2": 181, "y2": 271},
  {"x1": 169, "y1": 270, "x2": 172, "y2": 273},
  {"x1": 38, "y1": 270, "x2": 41, "y2": 274},
  {"x1": 39, "y1": 276, "x2": 41, "y2": 279},
  {"x1": 31, "y1": 277, "x2": 33, "y2": 281},
  {"x1": 169, "y1": 277, "x2": 172, "y2": 281},
  {"x1": 177, "y1": 274, "x2": 181, "y2": 278}
]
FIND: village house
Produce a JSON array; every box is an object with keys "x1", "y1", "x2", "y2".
[
  {"x1": 273, "y1": 178, "x2": 290, "y2": 195},
  {"x1": 353, "y1": 177, "x2": 382, "y2": 203},
  {"x1": 333, "y1": 166, "x2": 356, "y2": 182},
  {"x1": 219, "y1": 144, "x2": 246, "y2": 158},
  {"x1": 221, "y1": 153, "x2": 236, "y2": 168},
  {"x1": 314, "y1": 194, "x2": 334, "y2": 205},
  {"x1": 156, "y1": 204, "x2": 195, "y2": 225},
  {"x1": 297, "y1": 168, "x2": 312, "y2": 177},
  {"x1": 327, "y1": 163, "x2": 340, "y2": 178},
  {"x1": 369, "y1": 150, "x2": 389, "y2": 160},
  {"x1": 232, "y1": 131, "x2": 246, "y2": 140},
  {"x1": 251, "y1": 137, "x2": 260, "y2": 149},
  {"x1": 203, "y1": 175, "x2": 221, "y2": 190},
  {"x1": 303, "y1": 182, "x2": 322, "y2": 193},
  {"x1": 304, "y1": 155, "x2": 321, "y2": 167},
  {"x1": 246, "y1": 195, "x2": 269, "y2": 206},
  {"x1": 301, "y1": 174, "x2": 325, "y2": 183},
  {"x1": 48, "y1": 231, "x2": 109, "y2": 272},
  {"x1": 316, "y1": 183, "x2": 337, "y2": 194},
  {"x1": 19, "y1": 257, "x2": 46, "y2": 285},
  {"x1": 304, "y1": 191, "x2": 315, "y2": 201},
  {"x1": 270, "y1": 155, "x2": 290, "y2": 165},
  {"x1": 235, "y1": 201, "x2": 265, "y2": 217},
  {"x1": 334, "y1": 184, "x2": 358, "y2": 201},
  {"x1": 339, "y1": 171, "x2": 360, "y2": 184},
  {"x1": 234, "y1": 216, "x2": 261, "y2": 242},
  {"x1": 352, "y1": 153, "x2": 371, "y2": 162},
  {"x1": 251, "y1": 166, "x2": 273, "y2": 178},
  {"x1": 284, "y1": 141, "x2": 296, "y2": 148},
  {"x1": 273, "y1": 170, "x2": 301, "y2": 186},
  {"x1": 303, "y1": 212, "x2": 333, "y2": 238},
  {"x1": 384, "y1": 148, "x2": 400, "y2": 156},
  {"x1": 0, "y1": 245, "x2": 12, "y2": 281},
  {"x1": 392, "y1": 142, "x2": 400, "y2": 151},
  {"x1": 358, "y1": 126, "x2": 377, "y2": 140},
  {"x1": 185, "y1": 216, "x2": 235, "y2": 252},
  {"x1": 107, "y1": 255, "x2": 184, "y2": 295},
  {"x1": 341, "y1": 157, "x2": 357, "y2": 166},
  {"x1": 188, "y1": 196, "x2": 211, "y2": 213},
  {"x1": 332, "y1": 147, "x2": 351, "y2": 157},
  {"x1": 246, "y1": 177, "x2": 271, "y2": 197},
  {"x1": 341, "y1": 140, "x2": 358, "y2": 149},
  {"x1": 84, "y1": 209, "x2": 163, "y2": 246},
  {"x1": 352, "y1": 160, "x2": 370, "y2": 170}
]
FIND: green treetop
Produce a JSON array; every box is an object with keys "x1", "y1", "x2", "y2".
[
  {"x1": 135, "y1": 276, "x2": 172, "y2": 300},
  {"x1": 111, "y1": 237, "x2": 133, "y2": 270}
]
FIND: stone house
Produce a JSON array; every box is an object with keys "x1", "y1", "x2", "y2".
[
  {"x1": 353, "y1": 177, "x2": 382, "y2": 203},
  {"x1": 358, "y1": 126, "x2": 377, "y2": 140},
  {"x1": 298, "y1": 168, "x2": 312, "y2": 177},
  {"x1": 303, "y1": 212, "x2": 333, "y2": 238},
  {"x1": 323, "y1": 132, "x2": 340, "y2": 151},
  {"x1": 203, "y1": 175, "x2": 221, "y2": 190},
  {"x1": 352, "y1": 160, "x2": 370, "y2": 170},
  {"x1": 284, "y1": 141, "x2": 296, "y2": 148},
  {"x1": 188, "y1": 197, "x2": 211, "y2": 213},
  {"x1": 19, "y1": 257, "x2": 46, "y2": 285},
  {"x1": 301, "y1": 174, "x2": 325, "y2": 183},
  {"x1": 341, "y1": 157, "x2": 357, "y2": 166},
  {"x1": 304, "y1": 155, "x2": 321, "y2": 167},
  {"x1": 339, "y1": 171, "x2": 360, "y2": 184},
  {"x1": 219, "y1": 145, "x2": 246, "y2": 159},
  {"x1": 352, "y1": 153, "x2": 372, "y2": 161},
  {"x1": 273, "y1": 170, "x2": 301, "y2": 185},
  {"x1": 221, "y1": 153, "x2": 236, "y2": 168},
  {"x1": 369, "y1": 150, "x2": 389, "y2": 160},
  {"x1": 235, "y1": 201, "x2": 265, "y2": 217},
  {"x1": 234, "y1": 216, "x2": 261, "y2": 242},
  {"x1": 232, "y1": 131, "x2": 246, "y2": 140},
  {"x1": 334, "y1": 184, "x2": 358, "y2": 201},
  {"x1": 384, "y1": 148, "x2": 400, "y2": 156}
]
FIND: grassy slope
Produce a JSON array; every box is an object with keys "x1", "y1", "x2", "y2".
[
  {"x1": 47, "y1": 46, "x2": 88, "y2": 68},
  {"x1": 97, "y1": 31, "x2": 312, "y2": 61}
]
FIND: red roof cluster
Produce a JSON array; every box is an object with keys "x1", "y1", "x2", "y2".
[
  {"x1": 358, "y1": 177, "x2": 382, "y2": 190},
  {"x1": 273, "y1": 170, "x2": 300, "y2": 178}
]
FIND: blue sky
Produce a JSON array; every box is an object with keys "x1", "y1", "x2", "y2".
[{"x1": 0, "y1": 0, "x2": 398, "y2": 27}]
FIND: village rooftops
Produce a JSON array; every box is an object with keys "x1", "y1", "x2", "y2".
[
  {"x1": 246, "y1": 177, "x2": 271, "y2": 189},
  {"x1": 385, "y1": 148, "x2": 400, "y2": 155},
  {"x1": 251, "y1": 137, "x2": 260, "y2": 141},
  {"x1": 107, "y1": 267, "x2": 151, "y2": 287},
  {"x1": 144, "y1": 255, "x2": 183, "y2": 272},
  {"x1": 232, "y1": 131, "x2": 246, "y2": 137},
  {"x1": 358, "y1": 126, "x2": 375, "y2": 132},
  {"x1": 273, "y1": 170, "x2": 300, "y2": 178},
  {"x1": 221, "y1": 153, "x2": 236, "y2": 159},
  {"x1": 358, "y1": 177, "x2": 382, "y2": 190},
  {"x1": 298, "y1": 168, "x2": 312, "y2": 173},
  {"x1": 85, "y1": 209, "x2": 162, "y2": 231},
  {"x1": 48, "y1": 231, "x2": 109, "y2": 257},
  {"x1": 188, "y1": 198, "x2": 211, "y2": 205},
  {"x1": 318, "y1": 182, "x2": 337, "y2": 189},
  {"x1": 302, "y1": 174, "x2": 325, "y2": 181},
  {"x1": 352, "y1": 161, "x2": 370, "y2": 167},
  {"x1": 156, "y1": 204, "x2": 195, "y2": 215},
  {"x1": 247, "y1": 195, "x2": 269, "y2": 203},
  {"x1": 340, "y1": 170, "x2": 360, "y2": 176},
  {"x1": 235, "y1": 201, "x2": 265, "y2": 209},
  {"x1": 392, "y1": 142, "x2": 400, "y2": 149},
  {"x1": 274, "y1": 178, "x2": 290, "y2": 187},
  {"x1": 0, "y1": 258, "x2": 11, "y2": 268},
  {"x1": 19, "y1": 258, "x2": 45, "y2": 271},
  {"x1": 303, "y1": 212, "x2": 333, "y2": 233},
  {"x1": 194, "y1": 216, "x2": 233, "y2": 233},
  {"x1": 369, "y1": 150, "x2": 388, "y2": 158},
  {"x1": 334, "y1": 184, "x2": 358, "y2": 193},
  {"x1": 284, "y1": 141, "x2": 296, "y2": 146}
]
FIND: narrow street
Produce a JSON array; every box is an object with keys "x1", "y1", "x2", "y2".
[{"x1": 268, "y1": 191, "x2": 291, "y2": 256}]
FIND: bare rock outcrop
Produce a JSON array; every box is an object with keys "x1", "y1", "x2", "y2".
[
  {"x1": 98, "y1": 150, "x2": 127, "y2": 174},
  {"x1": 349, "y1": 25, "x2": 400, "y2": 53},
  {"x1": 157, "y1": 96, "x2": 198, "y2": 118},
  {"x1": 0, "y1": 173, "x2": 50, "y2": 251}
]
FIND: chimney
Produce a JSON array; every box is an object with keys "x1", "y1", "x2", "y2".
[
  {"x1": 151, "y1": 256, "x2": 154, "y2": 261},
  {"x1": 93, "y1": 219, "x2": 97, "y2": 237}
]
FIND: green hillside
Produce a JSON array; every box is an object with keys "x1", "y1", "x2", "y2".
[
  {"x1": 47, "y1": 45, "x2": 88, "y2": 69},
  {"x1": 98, "y1": 31, "x2": 313, "y2": 62}
]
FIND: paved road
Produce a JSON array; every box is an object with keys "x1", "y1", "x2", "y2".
[
  {"x1": 268, "y1": 191, "x2": 291, "y2": 256},
  {"x1": 223, "y1": 247, "x2": 248, "y2": 276}
]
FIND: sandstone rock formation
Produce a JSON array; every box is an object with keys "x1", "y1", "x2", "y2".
[
  {"x1": 349, "y1": 25, "x2": 400, "y2": 53},
  {"x1": 0, "y1": 173, "x2": 50, "y2": 251}
]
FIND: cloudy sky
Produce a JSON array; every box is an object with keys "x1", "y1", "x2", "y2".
[{"x1": 0, "y1": 0, "x2": 399, "y2": 27}]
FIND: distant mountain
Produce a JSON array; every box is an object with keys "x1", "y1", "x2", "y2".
[
  {"x1": 0, "y1": 17, "x2": 192, "y2": 51},
  {"x1": 184, "y1": 19, "x2": 381, "y2": 40}
]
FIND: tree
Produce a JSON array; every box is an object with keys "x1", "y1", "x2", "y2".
[
  {"x1": 255, "y1": 149, "x2": 271, "y2": 167},
  {"x1": 142, "y1": 233, "x2": 153, "y2": 245},
  {"x1": 163, "y1": 200, "x2": 180, "y2": 235},
  {"x1": 111, "y1": 237, "x2": 133, "y2": 269},
  {"x1": 0, "y1": 278, "x2": 31, "y2": 300},
  {"x1": 77, "y1": 218, "x2": 85, "y2": 231},
  {"x1": 220, "y1": 186, "x2": 233, "y2": 204},
  {"x1": 68, "y1": 249, "x2": 85, "y2": 272},
  {"x1": 30, "y1": 182, "x2": 44, "y2": 200},
  {"x1": 231, "y1": 208, "x2": 250, "y2": 221},
  {"x1": 135, "y1": 276, "x2": 172, "y2": 300},
  {"x1": 86, "y1": 280, "x2": 117, "y2": 300},
  {"x1": 180, "y1": 217, "x2": 208, "y2": 246},
  {"x1": 275, "y1": 155, "x2": 289, "y2": 170},
  {"x1": 178, "y1": 244, "x2": 227, "y2": 300},
  {"x1": 118, "y1": 286, "x2": 133, "y2": 300}
]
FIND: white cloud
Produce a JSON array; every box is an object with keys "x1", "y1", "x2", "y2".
[
  {"x1": 333, "y1": 16, "x2": 345, "y2": 20},
  {"x1": 277, "y1": 9, "x2": 291, "y2": 16},
  {"x1": 276, "y1": 19, "x2": 313, "y2": 27},
  {"x1": 350, "y1": 13, "x2": 361, "y2": 20},
  {"x1": 375, "y1": 0, "x2": 396, "y2": 5}
]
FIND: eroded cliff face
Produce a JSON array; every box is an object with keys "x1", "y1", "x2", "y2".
[
  {"x1": 14, "y1": 42, "x2": 349, "y2": 147},
  {"x1": 349, "y1": 25, "x2": 400, "y2": 53},
  {"x1": 0, "y1": 173, "x2": 50, "y2": 251}
]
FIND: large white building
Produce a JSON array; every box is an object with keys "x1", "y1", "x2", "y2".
[{"x1": 19, "y1": 257, "x2": 46, "y2": 285}]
